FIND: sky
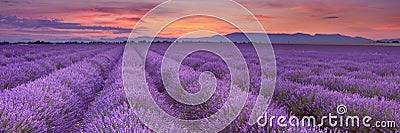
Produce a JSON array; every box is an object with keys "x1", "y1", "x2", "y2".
[{"x1": 0, "y1": 0, "x2": 399, "y2": 41}]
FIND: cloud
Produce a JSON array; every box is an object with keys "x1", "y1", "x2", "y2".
[
  {"x1": 322, "y1": 16, "x2": 340, "y2": 19},
  {"x1": 263, "y1": 1, "x2": 289, "y2": 9},
  {"x1": 15, "y1": 28, "x2": 101, "y2": 35},
  {"x1": 254, "y1": 15, "x2": 276, "y2": 19},
  {"x1": 1, "y1": 0, "x2": 20, "y2": 6},
  {"x1": 374, "y1": 23, "x2": 400, "y2": 31},
  {"x1": 115, "y1": 17, "x2": 142, "y2": 22},
  {"x1": 237, "y1": 15, "x2": 276, "y2": 20},
  {"x1": 250, "y1": 1, "x2": 375, "y2": 14},
  {"x1": 0, "y1": 15, "x2": 132, "y2": 34},
  {"x1": 80, "y1": 2, "x2": 157, "y2": 15},
  {"x1": 392, "y1": 16, "x2": 400, "y2": 19}
]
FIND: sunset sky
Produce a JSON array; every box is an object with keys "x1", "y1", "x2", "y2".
[{"x1": 1, "y1": 0, "x2": 399, "y2": 41}]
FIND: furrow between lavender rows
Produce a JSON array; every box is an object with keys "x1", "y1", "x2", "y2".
[{"x1": 78, "y1": 55, "x2": 153, "y2": 132}]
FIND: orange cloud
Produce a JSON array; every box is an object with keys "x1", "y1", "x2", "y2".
[
  {"x1": 263, "y1": 1, "x2": 375, "y2": 13},
  {"x1": 392, "y1": 16, "x2": 400, "y2": 19},
  {"x1": 236, "y1": 15, "x2": 276, "y2": 20},
  {"x1": 374, "y1": 23, "x2": 400, "y2": 31},
  {"x1": 157, "y1": 16, "x2": 240, "y2": 38}
]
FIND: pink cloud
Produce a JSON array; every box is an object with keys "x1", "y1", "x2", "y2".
[{"x1": 374, "y1": 23, "x2": 400, "y2": 31}]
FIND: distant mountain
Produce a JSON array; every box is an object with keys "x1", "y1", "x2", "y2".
[
  {"x1": 225, "y1": 32, "x2": 373, "y2": 43},
  {"x1": 268, "y1": 33, "x2": 373, "y2": 43},
  {"x1": 130, "y1": 32, "x2": 373, "y2": 43}
]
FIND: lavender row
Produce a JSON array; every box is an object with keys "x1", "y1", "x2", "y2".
[
  {"x1": 0, "y1": 44, "x2": 91, "y2": 57},
  {"x1": 308, "y1": 74, "x2": 399, "y2": 101},
  {"x1": 0, "y1": 44, "x2": 59, "y2": 57},
  {"x1": 275, "y1": 46, "x2": 400, "y2": 77},
  {"x1": 0, "y1": 45, "x2": 106, "y2": 66},
  {"x1": 78, "y1": 57, "x2": 152, "y2": 132},
  {"x1": 0, "y1": 44, "x2": 90, "y2": 65},
  {"x1": 281, "y1": 69, "x2": 400, "y2": 102},
  {"x1": 276, "y1": 48, "x2": 400, "y2": 103},
  {"x1": 0, "y1": 46, "x2": 124, "y2": 132},
  {"x1": 0, "y1": 46, "x2": 113, "y2": 90},
  {"x1": 273, "y1": 79, "x2": 400, "y2": 132}
]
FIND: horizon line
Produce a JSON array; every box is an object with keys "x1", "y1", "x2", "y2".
[{"x1": 1, "y1": 32, "x2": 399, "y2": 43}]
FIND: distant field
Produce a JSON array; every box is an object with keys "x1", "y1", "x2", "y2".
[{"x1": 0, "y1": 43, "x2": 399, "y2": 132}]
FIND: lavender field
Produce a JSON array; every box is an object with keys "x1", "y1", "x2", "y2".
[{"x1": 0, "y1": 43, "x2": 399, "y2": 132}]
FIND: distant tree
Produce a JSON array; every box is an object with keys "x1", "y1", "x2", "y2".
[
  {"x1": 392, "y1": 41, "x2": 399, "y2": 43},
  {"x1": 376, "y1": 40, "x2": 384, "y2": 43},
  {"x1": 27, "y1": 40, "x2": 52, "y2": 44},
  {"x1": 0, "y1": 41, "x2": 9, "y2": 45},
  {"x1": 139, "y1": 40, "x2": 147, "y2": 43}
]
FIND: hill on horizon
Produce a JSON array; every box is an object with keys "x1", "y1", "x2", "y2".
[{"x1": 129, "y1": 32, "x2": 374, "y2": 43}]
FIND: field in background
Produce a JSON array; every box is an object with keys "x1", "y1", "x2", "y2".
[{"x1": 0, "y1": 43, "x2": 399, "y2": 132}]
